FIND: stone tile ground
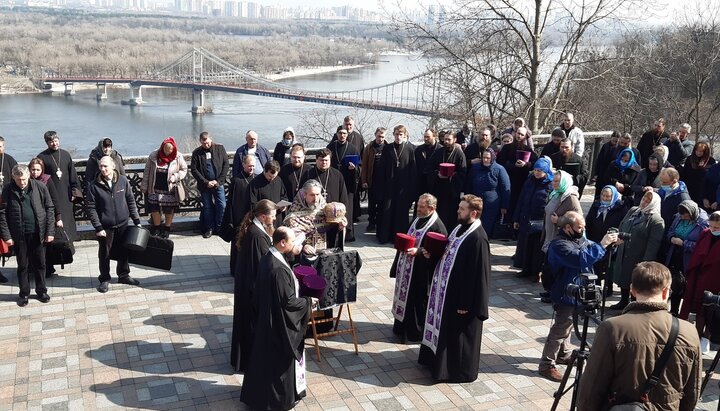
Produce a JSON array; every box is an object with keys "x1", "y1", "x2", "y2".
[{"x1": 0, "y1": 204, "x2": 718, "y2": 410}]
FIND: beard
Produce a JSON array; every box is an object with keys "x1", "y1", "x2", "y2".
[
  {"x1": 562, "y1": 150, "x2": 572, "y2": 161},
  {"x1": 457, "y1": 215, "x2": 471, "y2": 225},
  {"x1": 479, "y1": 139, "x2": 491, "y2": 150}
]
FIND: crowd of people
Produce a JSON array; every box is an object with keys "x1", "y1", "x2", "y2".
[{"x1": 1, "y1": 113, "x2": 719, "y2": 410}]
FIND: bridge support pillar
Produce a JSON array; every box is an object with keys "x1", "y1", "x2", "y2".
[
  {"x1": 96, "y1": 83, "x2": 107, "y2": 101},
  {"x1": 63, "y1": 82, "x2": 75, "y2": 96},
  {"x1": 128, "y1": 85, "x2": 143, "y2": 106},
  {"x1": 191, "y1": 88, "x2": 206, "y2": 115}
]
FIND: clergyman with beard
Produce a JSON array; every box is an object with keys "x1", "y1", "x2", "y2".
[
  {"x1": 550, "y1": 137, "x2": 589, "y2": 196},
  {"x1": 426, "y1": 130, "x2": 468, "y2": 229}
]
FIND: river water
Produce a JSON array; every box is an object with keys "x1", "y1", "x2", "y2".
[{"x1": 0, "y1": 54, "x2": 432, "y2": 162}]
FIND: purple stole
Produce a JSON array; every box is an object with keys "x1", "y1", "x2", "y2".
[
  {"x1": 392, "y1": 212, "x2": 439, "y2": 321},
  {"x1": 421, "y1": 219, "x2": 482, "y2": 353}
]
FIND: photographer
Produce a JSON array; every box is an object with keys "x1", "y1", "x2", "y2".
[
  {"x1": 538, "y1": 211, "x2": 617, "y2": 381},
  {"x1": 577, "y1": 262, "x2": 701, "y2": 411}
]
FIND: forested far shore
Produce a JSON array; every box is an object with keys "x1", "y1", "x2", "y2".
[{"x1": 0, "y1": 9, "x2": 397, "y2": 79}]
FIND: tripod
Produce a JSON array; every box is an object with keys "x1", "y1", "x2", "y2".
[
  {"x1": 599, "y1": 244, "x2": 617, "y2": 321},
  {"x1": 551, "y1": 305, "x2": 599, "y2": 411}
]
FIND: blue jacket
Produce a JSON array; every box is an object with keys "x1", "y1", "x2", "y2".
[
  {"x1": 659, "y1": 181, "x2": 691, "y2": 231},
  {"x1": 547, "y1": 231, "x2": 606, "y2": 306},
  {"x1": 512, "y1": 175, "x2": 551, "y2": 225},
  {"x1": 232, "y1": 144, "x2": 272, "y2": 178}
]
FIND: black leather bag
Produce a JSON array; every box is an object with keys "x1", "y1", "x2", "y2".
[
  {"x1": 529, "y1": 219, "x2": 544, "y2": 234},
  {"x1": 47, "y1": 227, "x2": 75, "y2": 269},
  {"x1": 491, "y1": 216, "x2": 515, "y2": 240},
  {"x1": 127, "y1": 236, "x2": 174, "y2": 270}
]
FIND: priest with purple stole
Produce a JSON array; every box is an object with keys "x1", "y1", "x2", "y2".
[
  {"x1": 390, "y1": 193, "x2": 447, "y2": 343},
  {"x1": 418, "y1": 194, "x2": 491, "y2": 383},
  {"x1": 240, "y1": 226, "x2": 319, "y2": 410}
]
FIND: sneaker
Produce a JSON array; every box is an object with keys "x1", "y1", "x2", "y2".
[
  {"x1": 97, "y1": 281, "x2": 110, "y2": 293},
  {"x1": 701, "y1": 337, "x2": 711, "y2": 354},
  {"x1": 539, "y1": 366, "x2": 563, "y2": 382},
  {"x1": 17, "y1": 295, "x2": 29, "y2": 307},
  {"x1": 38, "y1": 293, "x2": 50, "y2": 303},
  {"x1": 202, "y1": 230, "x2": 213, "y2": 239},
  {"x1": 0, "y1": 271, "x2": 7, "y2": 283},
  {"x1": 118, "y1": 276, "x2": 140, "y2": 286}
]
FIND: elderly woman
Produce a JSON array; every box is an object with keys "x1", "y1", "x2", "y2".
[
  {"x1": 681, "y1": 211, "x2": 720, "y2": 349},
  {"x1": 141, "y1": 137, "x2": 188, "y2": 239},
  {"x1": 465, "y1": 149, "x2": 511, "y2": 236},
  {"x1": 585, "y1": 185, "x2": 625, "y2": 293},
  {"x1": 664, "y1": 200, "x2": 709, "y2": 316},
  {"x1": 609, "y1": 191, "x2": 665, "y2": 310},
  {"x1": 512, "y1": 157, "x2": 553, "y2": 277},
  {"x1": 682, "y1": 140, "x2": 716, "y2": 206},
  {"x1": 604, "y1": 148, "x2": 641, "y2": 206},
  {"x1": 28, "y1": 158, "x2": 62, "y2": 278},
  {"x1": 630, "y1": 152, "x2": 665, "y2": 207}
]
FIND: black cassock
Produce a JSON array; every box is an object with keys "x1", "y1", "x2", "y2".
[
  {"x1": 389, "y1": 215, "x2": 447, "y2": 343},
  {"x1": 426, "y1": 146, "x2": 467, "y2": 230},
  {"x1": 228, "y1": 173, "x2": 253, "y2": 278},
  {"x1": 300, "y1": 167, "x2": 349, "y2": 246},
  {"x1": 327, "y1": 140, "x2": 359, "y2": 240},
  {"x1": 0, "y1": 153, "x2": 18, "y2": 189},
  {"x1": 279, "y1": 163, "x2": 311, "y2": 201},
  {"x1": 497, "y1": 142, "x2": 537, "y2": 218},
  {"x1": 240, "y1": 251, "x2": 312, "y2": 411},
  {"x1": 230, "y1": 223, "x2": 272, "y2": 372},
  {"x1": 37, "y1": 148, "x2": 80, "y2": 240},
  {"x1": 414, "y1": 143, "x2": 441, "y2": 198},
  {"x1": 377, "y1": 142, "x2": 417, "y2": 244},
  {"x1": 418, "y1": 223, "x2": 491, "y2": 383},
  {"x1": 248, "y1": 174, "x2": 288, "y2": 227}
]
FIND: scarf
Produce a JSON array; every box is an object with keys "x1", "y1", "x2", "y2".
[
  {"x1": 548, "y1": 170, "x2": 573, "y2": 200},
  {"x1": 478, "y1": 149, "x2": 496, "y2": 171},
  {"x1": 597, "y1": 185, "x2": 620, "y2": 216},
  {"x1": 615, "y1": 148, "x2": 638, "y2": 172},
  {"x1": 534, "y1": 156, "x2": 554, "y2": 183},
  {"x1": 634, "y1": 192, "x2": 661, "y2": 217},
  {"x1": 157, "y1": 136, "x2": 178, "y2": 167}
]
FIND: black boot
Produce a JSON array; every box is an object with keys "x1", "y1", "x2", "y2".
[
  {"x1": 609, "y1": 288, "x2": 629, "y2": 310},
  {"x1": 160, "y1": 225, "x2": 171, "y2": 239},
  {"x1": 150, "y1": 225, "x2": 161, "y2": 237}
]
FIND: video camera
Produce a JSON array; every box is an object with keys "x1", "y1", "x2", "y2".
[
  {"x1": 565, "y1": 273, "x2": 601, "y2": 307},
  {"x1": 607, "y1": 227, "x2": 631, "y2": 241},
  {"x1": 704, "y1": 291, "x2": 720, "y2": 307}
]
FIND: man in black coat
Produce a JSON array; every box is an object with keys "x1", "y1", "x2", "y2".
[
  {"x1": 85, "y1": 156, "x2": 142, "y2": 294},
  {"x1": 464, "y1": 127, "x2": 493, "y2": 163},
  {"x1": 279, "y1": 144, "x2": 311, "y2": 201},
  {"x1": 191, "y1": 132, "x2": 230, "y2": 238},
  {"x1": 85, "y1": 138, "x2": 125, "y2": 187},
  {"x1": 593, "y1": 131, "x2": 619, "y2": 186},
  {"x1": 0, "y1": 165, "x2": 54, "y2": 306},
  {"x1": 327, "y1": 128, "x2": 359, "y2": 241},
  {"x1": 426, "y1": 131, "x2": 468, "y2": 230},
  {"x1": 0, "y1": 136, "x2": 18, "y2": 284},
  {"x1": 540, "y1": 128, "x2": 565, "y2": 158},
  {"x1": 637, "y1": 118, "x2": 670, "y2": 168},
  {"x1": 550, "y1": 137, "x2": 589, "y2": 196},
  {"x1": 415, "y1": 129, "x2": 441, "y2": 202},
  {"x1": 248, "y1": 161, "x2": 288, "y2": 228}
]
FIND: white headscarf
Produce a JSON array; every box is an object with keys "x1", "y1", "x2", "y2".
[{"x1": 638, "y1": 191, "x2": 661, "y2": 215}]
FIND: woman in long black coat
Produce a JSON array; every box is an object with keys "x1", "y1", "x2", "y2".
[
  {"x1": 512, "y1": 157, "x2": 552, "y2": 273},
  {"x1": 585, "y1": 185, "x2": 626, "y2": 292}
]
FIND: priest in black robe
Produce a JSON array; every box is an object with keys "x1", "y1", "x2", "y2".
[
  {"x1": 550, "y1": 137, "x2": 589, "y2": 196},
  {"x1": 248, "y1": 161, "x2": 288, "y2": 227},
  {"x1": 37, "y1": 131, "x2": 80, "y2": 244},
  {"x1": 279, "y1": 145, "x2": 311, "y2": 201},
  {"x1": 390, "y1": 193, "x2": 447, "y2": 343},
  {"x1": 327, "y1": 128, "x2": 359, "y2": 241},
  {"x1": 418, "y1": 195, "x2": 490, "y2": 383},
  {"x1": 240, "y1": 227, "x2": 315, "y2": 411},
  {"x1": 426, "y1": 132, "x2": 468, "y2": 230},
  {"x1": 230, "y1": 199, "x2": 276, "y2": 372},
  {"x1": 414, "y1": 129, "x2": 441, "y2": 206},
  {"x1": 376, "y1": 125, "x2": 417, "y2": 244},
  {"x1": 228, "y1": 155, "x2": 256, "y2": 278},
  {"x1": 497, "y1": 126, "x2": 538, "y2": 218},
  {"x1": 300, "y1": 148, "x2": 349, "y2": 247},
  {"x1": 0, "y1": 137, "x2": 18, "y2": 189}
]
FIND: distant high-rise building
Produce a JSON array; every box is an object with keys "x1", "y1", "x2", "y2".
[
  {"x1": 247, "y1": 1, "x2": 259, "y2": 18},
  {"x1": 224, "y1": 0, "x2": 237, "y2": 16}
]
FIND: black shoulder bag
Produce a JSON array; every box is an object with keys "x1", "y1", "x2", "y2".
[{"x1": 605, "y1": 316, "x2": 680, "y2": 411}]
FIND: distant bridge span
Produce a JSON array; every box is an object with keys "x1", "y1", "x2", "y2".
[{"x1": 42, "y1": 47, "x2": 456, "y2": 118}]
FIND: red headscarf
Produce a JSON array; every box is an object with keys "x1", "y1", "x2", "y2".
[{"x1": 157, "y1": 137, "x2": 178, "y2": 166}]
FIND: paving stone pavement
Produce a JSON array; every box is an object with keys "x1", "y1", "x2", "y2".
[{"x1": 0, "y1": 206, "x2": 719, "y2": 410}]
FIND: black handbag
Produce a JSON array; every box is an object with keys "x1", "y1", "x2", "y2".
[
  {"x1": 604, "y1": 317, "x2": 680, "y2": 411},
  {"x1": 127, "y1": 236, "x2": 174, "y2": 270},
  {"x1": 217, "y1": 205, "x2": 235, "y2": 243},
  {"x1": 529, "y1": 219, "x2": 544, "y2": 234},
  {"x1": 491, "y1": 215, "x2": 515, "y2": 240},
  {"x1": 47, "y1": 227, "x2": 75, "y2": 269}
]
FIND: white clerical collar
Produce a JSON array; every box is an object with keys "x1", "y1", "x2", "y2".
[
  {"x1": 253, "y1": 217, "x2": 272, "y2": 241},
  {"x1": 269, "y1": 247, "x2": 291, "y2": 270}
]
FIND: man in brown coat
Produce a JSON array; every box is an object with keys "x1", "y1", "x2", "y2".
[
  {"x1": 360, "y1": 127, "x2": 386, "y2": 231},
  {"x1": 577, "y1": 261, "x2": 701, "y2": 411}
]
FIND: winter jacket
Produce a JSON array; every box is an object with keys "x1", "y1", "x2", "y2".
[
  {"x1": 141, "y1": 150, "x2": 188, "y2": 200},
  {"x1": 681, "y1": 230, "x2": 720, "y2": 319},
  {"x1": 611, "y1": 207, "x2": 665, "y2": 288},
  {"x1": 86, "y1": 172, "x2": 140, "y2": 232},
  {"x1": 0, "y1": 179, "x2": 55, "y2": 242},
  {"x1": 659, "y1": 182, "x2": 691, "y2": 232},
  {"x1": 702, "y1": 163, "x2": 720, "y2": 207},
  {"x1": 666, "y1": 138, "x2": 694, "y2": 168},
  {"x1": 664, "y1": 210, "x2": 709, "y2": 272},
  {"x1": 541, "y1": 186, "x2": 582, "y2": 252},
  {"x1": 360, "y1": 140, "x2": 383, "y2": 188},
  {"x1": 190, "y1": 143, "x2": 229, "y2": 191},
  {"x1": 547, "y1": 230, "x2": 605, "y2": 306},
  {"x1": 232, "y1": 144, "x2": 271, "y2": 178},
  {"x1": 85, "y1": 139, "x2": 125, "y2": 186},
  {"x1": 577, "y1": 301, "x2": 701, "y2": 411}
]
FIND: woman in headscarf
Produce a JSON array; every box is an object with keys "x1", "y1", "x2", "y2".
[
  {"x1": 512, "y1": 157, "x2": 552, "y2": 278},
  {"x1": 28, "y1": 158, "x2": 63, "y2": 278},
  {"x1": 585, "y1": 185, "x2": 626, "y2": 293},
  {"x1": 465, "y1": 148, "x2": 511, "y2": 236},
  {"x1": 630, "y1": 152, "x2": 665, "y2": 207},
  {"x1": 539, "y1": 170, "x2": 582, "y2": 293},
  {"x1": 682, "y1": 140, "x2": 716, "y2": 207},
  {"x1": 141, "y1": 137, "x2": 188, "y2": 238},
  {"x1": 664, "y1": 200, "x2": 709, "y2": 316},
  {"x1": 604, "y1": 147, "x2": 641, "y2": 206},
  {"x1": 681, "y1": 211, "x2": 720, "y2": 351},
  {"x1": 609, "y1": 191, "x2": 665, "y2": 310}
]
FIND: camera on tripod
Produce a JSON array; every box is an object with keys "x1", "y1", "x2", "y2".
[{"x1": 565, "y1": 273, "x2": 601, "y2": 307}]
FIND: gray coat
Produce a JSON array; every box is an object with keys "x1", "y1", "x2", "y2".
[{"x1": 610, "y1": 207, "x2": 665, "y2": 288}]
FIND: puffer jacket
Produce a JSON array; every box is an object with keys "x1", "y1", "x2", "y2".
[{"x1": 577, "y1": 301, "x2": 701, "y2": 411}]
